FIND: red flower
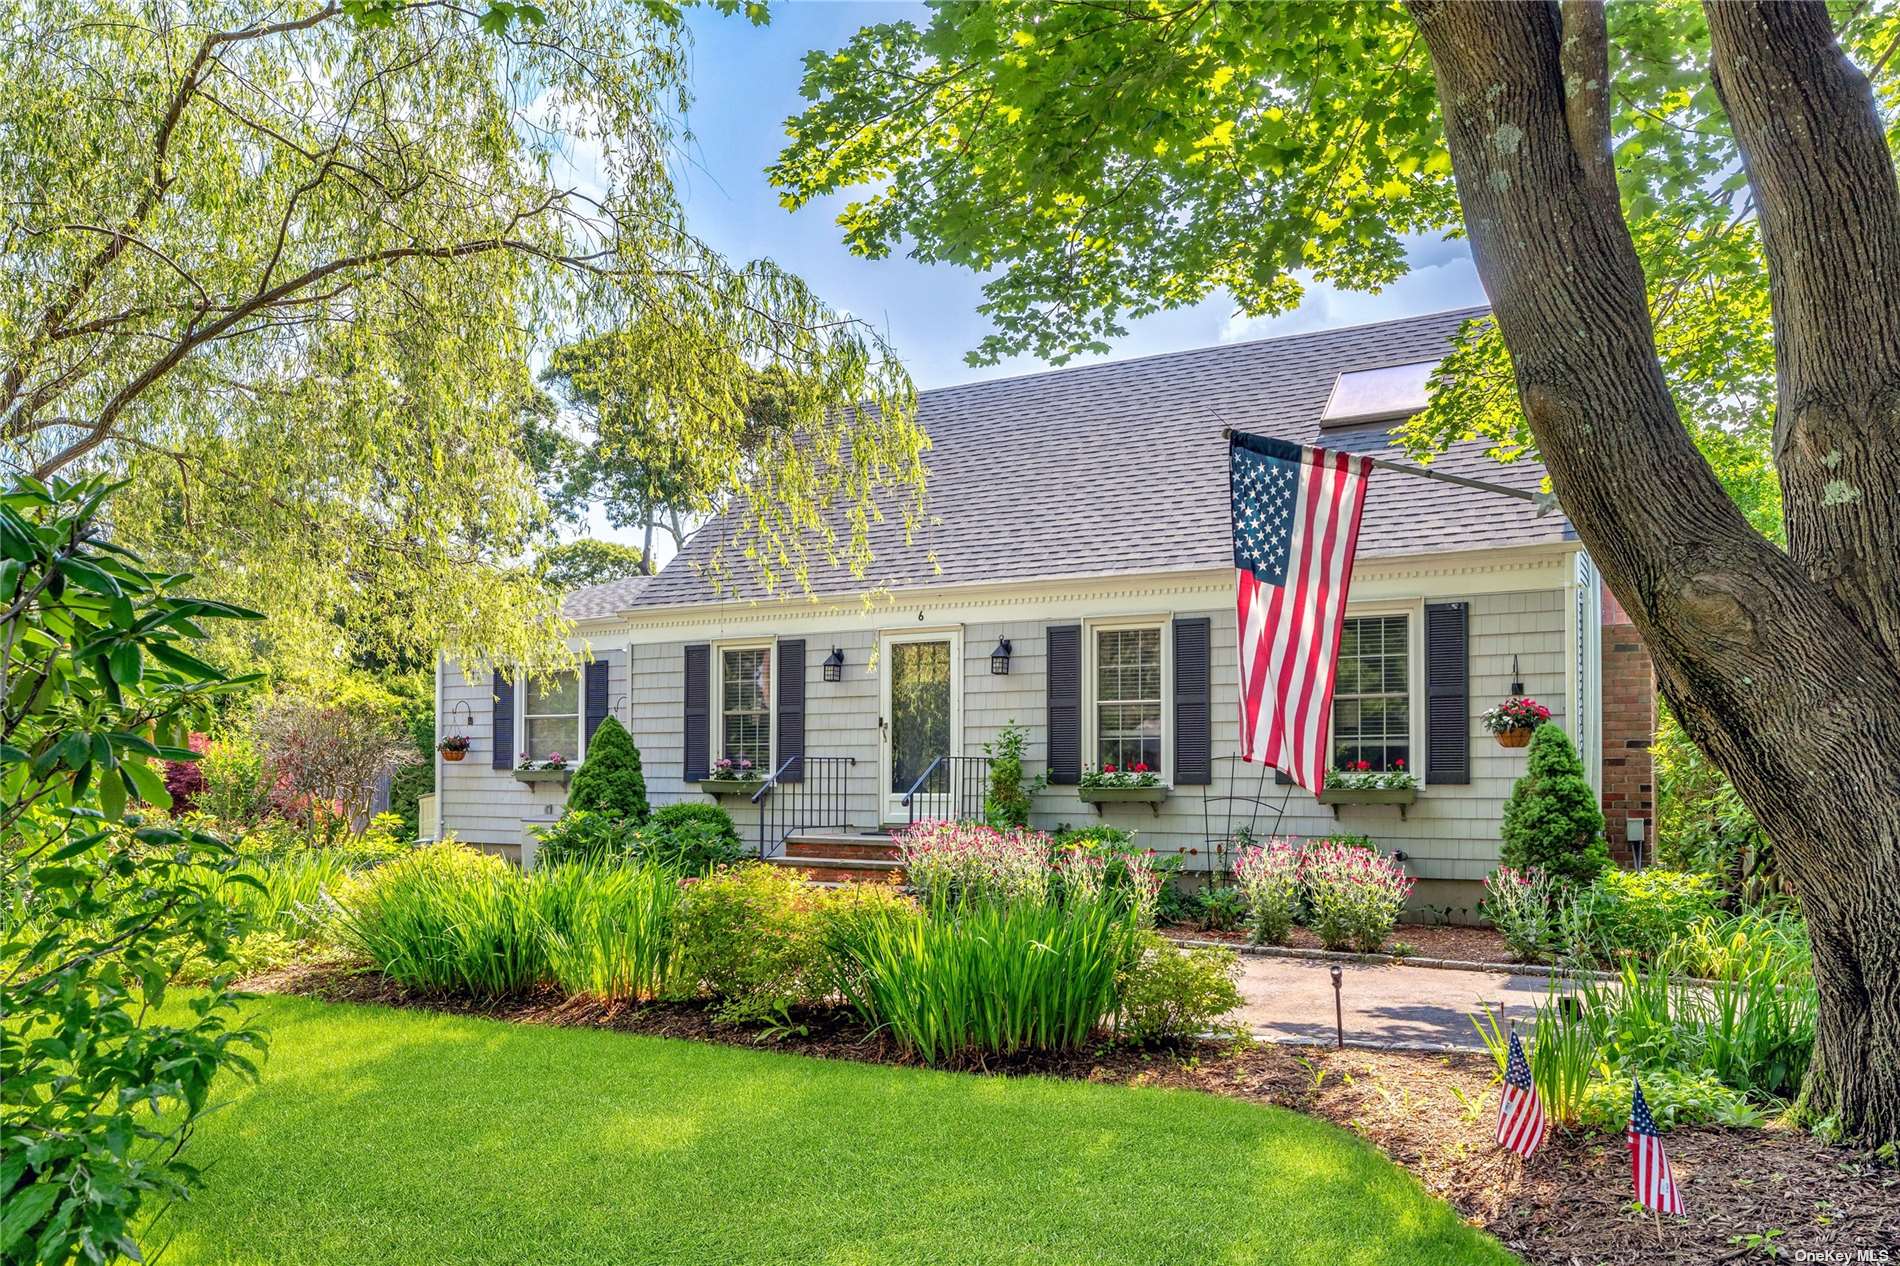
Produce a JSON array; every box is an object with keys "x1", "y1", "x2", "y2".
[
  {"x1": 1102, "y1": 763, "x2": 1118, "y2": 773},
  {"x1": 1132, "y1": 762, "x2": 1150, "y2": 773},
  {"x1": 1395, "y1": 758, "x2": 1406, "y2": 769}
]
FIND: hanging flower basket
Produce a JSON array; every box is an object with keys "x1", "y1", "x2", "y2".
[
  {"x1": 437, "y1": 734, "x2": 471, "y2": 762},
  {"x1": 1481, "y1": 697, "x2": 1551, "y2": 749}
]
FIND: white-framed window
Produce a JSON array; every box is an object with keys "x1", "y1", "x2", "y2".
[
  {"x1": 716, "y1": 643, "x2": 772, "y2": 774},
  {"x1": 1085, "y1": 618, "x2": 1168, "y2": 777},
  {"x1": 520, "y1": 668, "x2": 581, "y2": 763},
  {"x1": 1331, "y1": 609, "x2": 1420, "y2": 774}
]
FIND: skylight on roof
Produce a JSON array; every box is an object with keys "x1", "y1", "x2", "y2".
[{"x1": 1320, "y1": 359, "x2": 1440, "y2": 427}]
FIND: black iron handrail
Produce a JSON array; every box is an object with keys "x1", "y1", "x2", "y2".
[
  {"x1": 753, "y1": 755, "x2": 858, "y2": 858},
  {"x1": 900, "y1": 754, "x2": 992, "y2": 826}
]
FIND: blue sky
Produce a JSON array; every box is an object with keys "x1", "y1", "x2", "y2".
[{"x1": 588, "y1": 1, "x2": 1487, "y2": 552}]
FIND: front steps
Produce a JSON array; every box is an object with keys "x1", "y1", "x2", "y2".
[{"x1": 765, "y1": 830, "x2": 904, "y2": 886}]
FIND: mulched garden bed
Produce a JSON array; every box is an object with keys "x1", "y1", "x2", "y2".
[
  {"x1": 251, "y1": 958, "x2": 1899, "y2": 1265},
  {"x1": 1161, "y1": 919, "x2": 1520, "y2": 965}
]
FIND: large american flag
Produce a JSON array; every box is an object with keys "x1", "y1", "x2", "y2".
[
  {"x1": 1628, "y1": 1080, "x2": 1685, "y2": 1215},
  {"x1": 1230, "y1": 432, "x2": 1374, "y2": 794},
  {"x1": 1495, "y1": 1030, "x2": 1547, "y2": 1158}
]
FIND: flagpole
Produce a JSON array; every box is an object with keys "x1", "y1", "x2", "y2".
[{"x1": 1217, "y1": 425, "x2": 1560, "y2": 513}]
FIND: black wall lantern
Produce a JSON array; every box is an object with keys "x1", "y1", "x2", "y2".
[
  {"x1": 1510, "y1": 654, "x2": 1524, "y2": 696},
  {"x1": 990, "y1": 637, "x2": 1012, "y2": 675},
  {"x1": 822, "y1": 646, "x2": 845, "y2": 683}
]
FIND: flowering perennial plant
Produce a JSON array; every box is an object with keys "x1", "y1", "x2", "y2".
[
  {"x1": 1481, "y1": 696, "x2": 1551, "y2": 734},
  {"x1": 894, "y1": 820, "x2": 1051, "y2": 907},
  {"x1": 1301, "y1": 841, "x2": 1413, "y2": 952},
  {"x1": 1054, "y1": 846, "x2": 1106, "y2": 903},
  {"x1": 1123, "y1": 848, "x2": 1165, "y2": 928},
  {"x1": 1233, "y1": 837, "x2": 1303, "y2": 946},
  {"x1": 1079, "y1": 762, "x2": 1163, "y2": 789},
  {"x1": 518, "y1": 751, "x2": 569, "y2": 771},
  {"x1": 709, "y1": 756, "x2": 759, "y2": 781},
  {"x1": 1481, "y1": 865, "x2": 1559, "y2": 963},
  {"x1": 1323, "y1": 759, "x2": 1419, "y2": 791}
]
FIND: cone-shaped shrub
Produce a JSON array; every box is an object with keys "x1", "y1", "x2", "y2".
[
  {"x1": 568, "y1": 715, "x2": 648, "y2": 824},
  {"x1": 1499, "y1": 724, "x2": 1609, "y2": 887}
]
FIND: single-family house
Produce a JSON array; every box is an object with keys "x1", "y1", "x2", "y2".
[{"x1": 432, "y1": 306, "x2": 1656, "y2": 916}]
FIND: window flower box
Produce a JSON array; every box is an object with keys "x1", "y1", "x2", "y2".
[
  {"x1": 699, "y1": 778, "x2": 760, "y2": 797},
  {"x1": 514, "y1": 767, "x2": 571, "y2": 786},
  {"x1": 1078, "y1": 785, "x2": 1168, "y2": 816},
  {"x1": 1316, "y1": 787, "x2": 1418, "y2": 819}
]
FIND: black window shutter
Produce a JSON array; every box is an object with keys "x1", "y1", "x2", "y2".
[
  {"x1": 1172, "y1": 617, "x2": 1212, "y2": 785},
  {"x1": 1046, "y1": 624, "x2": 1083, "y2": 785},
  {"x1": 683, "y1": 644, "x2": 710, "y2": 782},
  {"x1": 491, "y1": 668, "x2": 514, "y2": 770},
  {"x1": 1425, "y1": 601, "x2": 1471, "y2": 784},
  {"x1": 776, "y1": 639, "x2": 805, "y2": 783},
  {"x1": 583, "y1": 659, "x2": 610, "y2": 745}
]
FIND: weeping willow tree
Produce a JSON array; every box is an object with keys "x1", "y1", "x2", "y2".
[{"x1": 1, "y1": 0, "x2": 927, "y2": 680}]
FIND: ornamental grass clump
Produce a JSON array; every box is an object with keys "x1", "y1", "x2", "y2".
[
  {"x1": 537, "y1": 860, "x2": 686, "y2": 1003},
  {"x1": 830, "y1": 892, "x2": 1141, "y2": 1064},
  {"x1": 893, "y1": 820, "x2": 1051, "y2": 907},
  {"x1": 1233, "y1": 838, "x2": 1302, "y2": 946},
  {"x1": 330, "y1": 844, "x2": 546, "y2": 997},
  {"x1": 1300, "y1": 842, "x2": 1413, "y2": 953}
]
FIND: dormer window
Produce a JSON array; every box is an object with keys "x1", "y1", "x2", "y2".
[{"x1": 1320, "y1": 360, "x2": 1439, "y2": 428}]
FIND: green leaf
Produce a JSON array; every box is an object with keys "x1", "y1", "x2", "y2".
[
  {"x1": 57, "y1": 557, "x2": 122, "y2": 596},
  {"x1": 108, "y1": 642, "x2": 143, "y2": 686},
  {"x1": 0, "y1": 1180, "x2": 59, "y2": 1253},
  {"x1": 120, "y1": 759, "x2": 171, "y2": 809}
]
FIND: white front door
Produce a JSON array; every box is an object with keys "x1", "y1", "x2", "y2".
[{"x1": 879, "y1": 628, "x2": 962, "y2": 824}]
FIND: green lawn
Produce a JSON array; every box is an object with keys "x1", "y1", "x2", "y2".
[{"x1": 151, "y1": 996, "x2": 1513, "y2": 1265}]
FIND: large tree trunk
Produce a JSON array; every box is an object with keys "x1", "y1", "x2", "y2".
[{"x1": 1406, "y1": 0, "x2": 1900, "y2": 1146}]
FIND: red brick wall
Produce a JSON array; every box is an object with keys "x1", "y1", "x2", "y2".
[{"x1": 1600, "y1": 588, "x2": 1654, "y2": 865}]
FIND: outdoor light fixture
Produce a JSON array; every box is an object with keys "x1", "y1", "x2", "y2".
[
  {"x1": 822, "y1": 646, "x2": 844, "y2": 683},
  {"x1": 990, "y1": 637, "x2": 1012, "y2": 675},
  {"x1": 1510, "y1": 654, "x2": 1524, "y2": 695}
]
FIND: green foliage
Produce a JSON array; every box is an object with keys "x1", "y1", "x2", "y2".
[
  {"x1": 331, "y1": 844, "x2": 549, "y2": 997},
  {"x1": 768, "y1": 3, "x2": 1824, "y2": 545},
  {"x1": 196, "y1": 734, "x2": 275, "y2": 828},
  {"x1": 567, "y1": 715, "x2": 649, "y2": 824},
  {"x1": 1191, "y1": 883, "x2": 1249, "y2": 934},
  {"x1": 539, "y1": 539, "x2": 650, "y2": 591},
  {"x1": 1234, "y1": 839, "x2": 1302, "y2": 947},
  {"x1": 1577, "y1": 1067, "x2": 1765, "y2": 1134},
  {"x1": 0, "y1": 474, "x2": 266, "y2": 1265},
  {"x1": 1116, "y1": 935, "x2": 1246, "y2": 1046},
  {"x1": 982, "y1": 720, "x2": 1044, "y2": 829},
  {"x1": 1558, "y1": 869, "x2": 1722, "y2": 966},
  {"x1": 538, "y1": 861, "x2": 686, "y2": 1003},
  {"x1": 387, "y1": 698, "x2": 436, "y2": 842},
  {"x1": 673, "y1": 864, "x2": 828, "y2": 1025},
  {"x1": 1652, "y1": 701, "x2": 1777, "y2": 904},
  {"x1": 532, "y1": 810, "x2": 637, "y2": 869},
  {"x1": 1499, "y1": 726, "x2": 1610, "y2": 888},
  {"x1": 630, "y1": 814, "x2": 744, "y2": 876},
  {"x1": 646, "y1": 801, "x2": 740, "y2": 844},
  {"x1": 4, "y1": 0, "x2": 926, "y2": 682},
  {"x1": 829, "y1": 892, "x2": 1142, "y2": 1064}
]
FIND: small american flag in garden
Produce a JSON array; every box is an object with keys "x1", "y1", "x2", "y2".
[
  {"x1": 1495, "y1": 1030, "x2": 1546, "y2": 1158},
  {"x1": 1229, "y1": 432, "x2": 1373, "y2": 795},
  {"x1": 1628, "y1": 1080, "x2": 1685, "y2": 1216}
]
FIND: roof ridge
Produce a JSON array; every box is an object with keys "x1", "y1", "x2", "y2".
[{"x1": 915, "y1": 304, "x2": 1491, "y2": 400}]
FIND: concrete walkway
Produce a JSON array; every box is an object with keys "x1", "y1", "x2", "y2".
[{"x1": 1231, "y1": 954, "x2": 1558, "y2": 1052}]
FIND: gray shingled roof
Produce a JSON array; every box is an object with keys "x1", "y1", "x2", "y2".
[
  {"x1": 629, "y1": 307, "x2": 1571, "y2": 610},
  {"x1": 563, "y1": 572, "x2": 654, "y2": 620}
]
